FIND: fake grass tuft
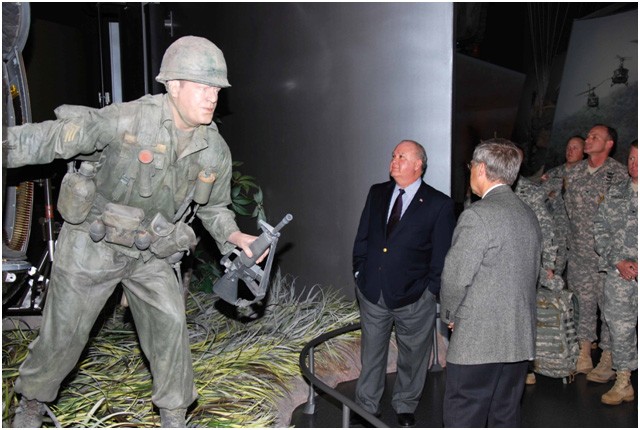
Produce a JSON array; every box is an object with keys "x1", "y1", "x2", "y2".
[{"x1": 2, "y1": 271, "x2": 359, "y2": 427}]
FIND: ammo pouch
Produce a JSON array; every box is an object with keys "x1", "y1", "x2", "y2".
[
  {"x1": 89, "y1": 206, "x2": 196, "y2": 262},
  {"x1": 90, "y1": 203, "x2": 145, "y2": 248},
  {"x1": 149, "y1": 217, "x2": 197, "y2": 259}
]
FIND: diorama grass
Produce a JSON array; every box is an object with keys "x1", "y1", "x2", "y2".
[{"x1": 2, "y1": 271, "x2": 360, "y2": 427}]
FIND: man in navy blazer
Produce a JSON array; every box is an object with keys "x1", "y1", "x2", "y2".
[
  {"x1": 353, "y1": 140, "x2": 455, "y2": 427},
  {"x1": 440, "y1": 139, "x2": 542, "y2": 427}
]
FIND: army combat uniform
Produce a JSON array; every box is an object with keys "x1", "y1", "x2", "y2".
[
  {"x1": 540, "y1": 163, "x2": 572, "y2": 275},
  {"x1": 7, "y1": 93, "x2": 240, "y2": 411},
  {"x1": 563, "y1": 157, "x2": 627, "y2": 349},
  {"x1": 594, "y1": 178, "x2": 638, "y2": 371},
  {"x1": 514, "y1": 176, "x2": 559, "y2": 289}
]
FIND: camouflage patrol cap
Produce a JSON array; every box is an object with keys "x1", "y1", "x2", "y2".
[{"x1": 156, "y1": 36, "x2": 231, "y2": 88}]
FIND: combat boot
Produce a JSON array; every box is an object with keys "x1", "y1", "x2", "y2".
[
  {"x1": 576, "y1": 340, "x2": 594, "y2": 374},
  {"x1": 586, "y1": 350, "x2": 616, "y2": 383},
  {"x1": 601, "y1": 370, "x2": 634, "y2": 405},
  {"x1": 12, "y1": 397, "x2": 46, "y2": 428},
  {"x1": 160, "y1": 408, "x2": 187, "y2": 428}
]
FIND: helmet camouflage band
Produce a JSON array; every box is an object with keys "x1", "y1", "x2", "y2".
[{"x1": 156, "y1": 36, "x2": 231, "y2": 88}]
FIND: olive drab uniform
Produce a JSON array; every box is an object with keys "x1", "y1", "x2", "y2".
[
  {"x1": 6, "y1": 93, "x2": 240, "y2": 411},
  {"x1": 563, "y1": 157, "x2": 627, "y2": 349},
  {"x1": 594, "y1": 178, "x2": 638, "y2": 371}
]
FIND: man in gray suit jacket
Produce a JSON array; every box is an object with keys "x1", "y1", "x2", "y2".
[{"x1": 440, "y1": 139, "x2": 542, "y2": 427}]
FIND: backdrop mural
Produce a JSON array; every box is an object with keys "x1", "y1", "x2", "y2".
[{"x1": 547, "y1": 10, "x2": 637, "y2": 168}]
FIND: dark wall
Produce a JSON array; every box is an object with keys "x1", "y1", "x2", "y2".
[
  {"x1": 23, "y1": 3, "x2": 146, "y2": 118},
  {"x1": 11, "y1": 3, "x2": 454, "y2": 299},
  {"x1": 151, "y1": 3, "x2": 454, "y2": 297},
  {"x1": 452, "y1": 54, "x2": 526, "y2": 208},
  {"x1": 23, "y1": 18, "x2": 93, "y2": 121}
]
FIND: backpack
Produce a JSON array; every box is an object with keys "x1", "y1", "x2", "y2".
[{"x1": 533, "y1": 287, "x2": 579, "y2": 383}]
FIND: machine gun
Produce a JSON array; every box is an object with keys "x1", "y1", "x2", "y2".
[{"x1": 213, "y1": 213, "x2": 293, "y2": 307}]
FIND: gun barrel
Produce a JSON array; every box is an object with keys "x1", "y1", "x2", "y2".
[{"x1": 273, "y1": 213, "x2": 293, "y2": 233}]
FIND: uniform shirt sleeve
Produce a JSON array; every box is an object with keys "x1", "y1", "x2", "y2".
[
  {"x1": 195, "y1": 135, "x2": 240, "y2": 255},
  {"x1": 6, "y1": 104, "x2": 119, "y2": 168},
  {"x1": 594, "y1": 181, "x2": 634, "y2": 272}
]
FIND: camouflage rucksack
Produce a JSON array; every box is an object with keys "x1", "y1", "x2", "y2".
[{"x1": 533, "y1": 287, "x2": 579, "y2": 383}]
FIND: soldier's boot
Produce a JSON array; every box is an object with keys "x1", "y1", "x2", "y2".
[
  {"x1": 576, "y1": 340, "x2": 594, "y2": 374},
  {"x1": 586, "y1": 350, "x2": 616, "y2": 383},
  {"x1": 12, "y1": 397, "x2": 46, "y2": 428},
  {"x1": 601, "y1": 370, "x2": 634, "y2": 405},
  {"x1": 160, "y1": 408, "x2": 187, "y2": 428}
]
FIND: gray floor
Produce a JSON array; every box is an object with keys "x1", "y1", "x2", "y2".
[{"x1": 292, "y1": 351, "x2": 638, "y2": 428}]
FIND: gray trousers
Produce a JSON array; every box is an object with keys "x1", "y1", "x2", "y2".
[
  {"x1": 14, "y1": 223, "x2": 198, "y2": 410},
  {"x1": 355, "y1": 287, "x2": 437, "y2": 414}
]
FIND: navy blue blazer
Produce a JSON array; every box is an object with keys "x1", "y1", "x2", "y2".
[{"x1": 353, "y1": 180, "x2": 455, "y2": 309}]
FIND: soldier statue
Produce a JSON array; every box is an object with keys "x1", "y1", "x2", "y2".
[{"x1": 7, "y1": 36, "x2": 263, "y2": 427}]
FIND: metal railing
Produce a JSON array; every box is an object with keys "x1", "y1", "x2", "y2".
[
  {"x1": 298, "y1": 305, "x2": 444, "y2": 427},
  {"x1": 298, "y1": 323, "x2": 388, "y2": 428}
]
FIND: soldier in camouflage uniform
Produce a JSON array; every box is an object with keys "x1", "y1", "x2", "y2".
[
  {"x1": 8, "y1": 36, "x2": 263, "y2": 428},
  {"x1": 540, "y1": 136, "x2": 585, "y2": 276},
  {"x1": 514, "y1": 175, "x2": 558, "y2": 285},
  {"x1": 514, "y1": 174, "x2": 559, "y2": 385},
  {"x1": 563, "y1": 124, "x2": 628, "y2": 379},
  {"x1": 594, "y1": 141, "x2": 638, "y2": 405}
]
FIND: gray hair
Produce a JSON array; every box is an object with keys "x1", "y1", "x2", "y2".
[
  {"x1": 401, "y1": 139, "x2": 428, "y2": 174},
  {"x1": 472, "y1": 138, "x2": 523, "y2": 186}
]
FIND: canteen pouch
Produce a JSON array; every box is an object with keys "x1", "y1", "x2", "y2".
[
  {"x1": 101, "y1": 203, "x2": 145, "y2": 248},
  {"x1": 149, "y1": 221, "x2": 197, "y2": 259},
  {"x1": 57, "y1": 162, "x2": 97, "y2": 224}
]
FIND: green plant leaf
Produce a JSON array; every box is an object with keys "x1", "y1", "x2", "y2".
[
  {"x1": 253, "y1": 188, "x2": 263, "y2": 203},
  {"x1": 233, "y1": 205, "x2": 251, "y2": 216},
  {"x1": 234, "y1": 197, "x2": 253, "y2": 205}
]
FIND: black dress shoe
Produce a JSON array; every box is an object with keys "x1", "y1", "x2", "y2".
[{"x1": 396, "y1": 412, "x2": 415, "y2": 427}]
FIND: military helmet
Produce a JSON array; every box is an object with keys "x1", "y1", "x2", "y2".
[{"x1": 156, "y1": 36, "x2": 231, "y2": 88}]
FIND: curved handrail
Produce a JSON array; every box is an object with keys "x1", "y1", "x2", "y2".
[{"x1": 299, "y1": 322, "x2": 389, "y2": 428}]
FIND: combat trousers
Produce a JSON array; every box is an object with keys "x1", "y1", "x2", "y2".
[
  {"x1": 603, "y1": 274, "x2": 638, "y2": 371},
  {"x1": 14, "y1": 223, "x2": 198, "y2": 410},
  {"x1": 567, "y1": 251, "x2": 611, "y2": 350}
]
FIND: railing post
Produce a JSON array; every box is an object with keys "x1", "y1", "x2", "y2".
[
  {"x1": 303, "y1": 345, "x2": 316, "y2": 414},
  {"x1": 298, "y1": 323, "x2": 389, "y2": 427},
  {"x1": 342, "y1": 403, "x2": 350, "y2": 428},
  {"x1": 430, "y1": 303, "x2": 443, "y2": 372}
]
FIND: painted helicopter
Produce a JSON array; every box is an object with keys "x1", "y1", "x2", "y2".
[
  {"x1": 611, "y1": 55, "x2": 630, "y2": 87},
  {"x1": 576, "y1": 83, "x2": 599, "y2": 108}
]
